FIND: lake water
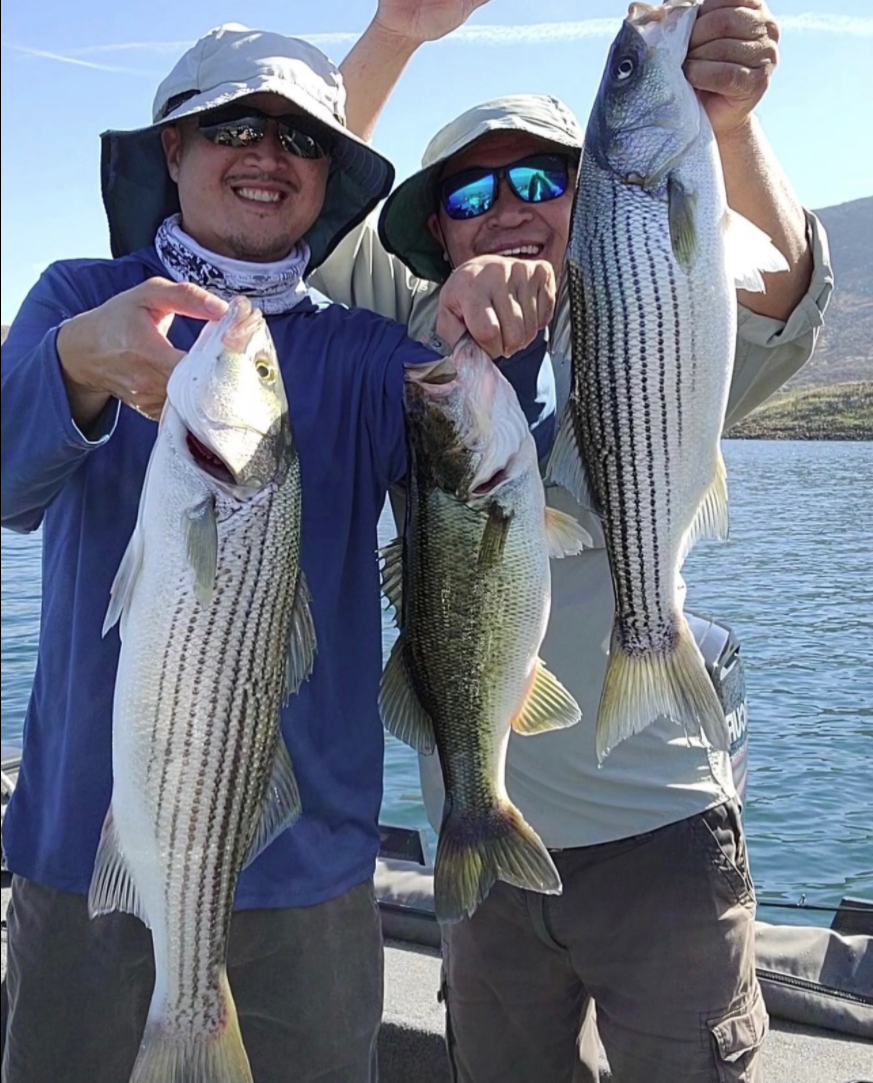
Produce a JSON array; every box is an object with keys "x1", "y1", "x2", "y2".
[{"x1": 3, "y1": 440, "x2": 872, "y2": 925}]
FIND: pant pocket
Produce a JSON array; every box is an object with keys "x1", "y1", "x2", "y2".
[
  {"x1": 693, "y1": 800, "x2": 756, "y2": 908},
  {"x1": 709, "y1": 987, "x2": 769, "y2": 1083}
]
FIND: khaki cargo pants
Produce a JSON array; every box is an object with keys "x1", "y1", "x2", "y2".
[{"x1": 442, "y1": 800, "x2": 768, "y2": 1083}]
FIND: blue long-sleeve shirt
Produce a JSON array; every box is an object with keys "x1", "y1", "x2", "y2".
[{"x1": 1, "y1": 247, "x2": 440, "y2": 908}]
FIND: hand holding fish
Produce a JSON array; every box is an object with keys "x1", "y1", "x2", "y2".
[
  {"x1": 436, "y1": 255, "x2": 556, "y2": 360},
  {"x1": 684, "y1": 0, "x2": 780, "y2": 137},
  {"x1": 370, "y1": 0, "x2": 494, "y2": 44},
  {"x1": 56, "y1": 278, "x2": 227, "y2": 426}
]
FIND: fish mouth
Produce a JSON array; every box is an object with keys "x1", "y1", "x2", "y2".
[
  {"x1": 470, "y1": 466, "x2": 510, "y2": 497},
  {"x1": 186, "y1": 431, "x2": 236, "y2": 486}
]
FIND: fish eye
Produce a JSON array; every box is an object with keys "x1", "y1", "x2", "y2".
[
  {"x1": 255, "y1": 356, "x2": 276, "y2": 383},
  {"x1": 614, "y1": 56, "x2": 635, "y2": 81}
]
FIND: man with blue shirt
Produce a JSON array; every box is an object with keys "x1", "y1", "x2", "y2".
[
  {"x1": 311, "y1": 1, "x2": 834, "y2": 1080},
  {"x1": 0, "y1": 23, "x2": 459, "y2": 1083}
]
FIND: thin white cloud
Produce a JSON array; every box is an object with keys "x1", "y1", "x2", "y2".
[
  {"x1": 779, "y1": 13, "x2": 873, "y2": 35},
  {"x1": 1, "y1": 41, "x2": 158, "y2": 75},
  {"x1": 4, "y1": 12, "x2": 870, "y2": 77},
  {"x1": 66, "y1": 41, "x2": 194, "y2": 56}
]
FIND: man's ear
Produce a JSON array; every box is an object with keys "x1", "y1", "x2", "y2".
[
  {"x1": 427, "y1": 212, "x2": 451, "y2": 267},
  {"x1": 161, "y1": 125, "x2": 183, "y2": 183}
]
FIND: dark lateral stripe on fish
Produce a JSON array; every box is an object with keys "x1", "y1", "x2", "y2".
[
  {"x1": 667, "y1": 251, "x2": 684, "y2": 451},
  {"x1": 147, "y1": 593, "x2": 185, "y2": 788},
  {"x1": 156, "y1": 603, "x2": 201, "y2": 838},
  {"x1": 639, "y1": 214, "x2": 664, "y2": 626}
]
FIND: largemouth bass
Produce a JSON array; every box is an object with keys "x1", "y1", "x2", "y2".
[
  {"x1": 549, "y1": 0, "x2": 787, "y2": 759},
  {"x1": 380, "y1": 338, "x2": 588, "y2": 923},
  {"x1": 91, "y1": 296, "x2": 316, "y2": 1083}
]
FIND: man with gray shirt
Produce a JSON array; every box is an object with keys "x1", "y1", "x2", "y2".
[{"x1": 313, "y1": 1, "x2": 833, "y2": 1079}]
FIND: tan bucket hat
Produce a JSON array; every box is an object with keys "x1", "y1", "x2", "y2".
[
  {"x1": 378, "y1": 94, "x2": 585, "y2": 283},
  {"x1": 100, "y1": 23, "x2": 394, "y2": 270}
]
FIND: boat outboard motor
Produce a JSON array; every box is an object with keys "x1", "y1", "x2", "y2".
[{"x1": 686, "y1": 610, "x2": 749, "y2": 803}]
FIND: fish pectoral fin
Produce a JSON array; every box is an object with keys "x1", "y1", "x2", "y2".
[
  {"x1": 723, "y1": 208, "x2": 790, "y2": 293},
  {"x1": 545, "y1": 405, "x2": 596, "y2": 513},
  {"x1": 87, "y1": 805, "x2": 150, "y2": 926},
  {"x1": 478, "y1": 504, "x2": 513, "y2": 568},
  {"x1": 668, "y1": 175, "x2": 698, "y2": 268},
  {"x1": 512, "y1": 659, "x2": 582, "y2": 735},
  {"x1": 378, "y1": 536, "x2": 404, "y2": 627},
  {"x1": 678, "y1": 449, "x2": 729, "y2": 566},
  {"x1": 184, "y1": 495, "x2": 218, "y2": 605},
  {"x1": 243, "y1": 737, "x2": 302, "y2": 869},
  {"x1": 544, "y1": 507, "x2": 593, "y2": 558},
  {"x1": 596, "y1": 617, "x2": 728, "y2": 762},
  {"x1": 379, "y1": 637, "x2": 436, "y2": 754},
  {"x1": 102, "y1": 524, "x2": 144, "y2": 639},
  {"x1": 285, "y1": 571, "x2": 317, "y2": 701}
]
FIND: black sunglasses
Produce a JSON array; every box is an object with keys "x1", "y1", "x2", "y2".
[
  {"x1": 198, "y1": 106, "x2": 332, "y2": 160},
  {"x1": 440, "y1": 154, "x2": 572, "y2": 221}
]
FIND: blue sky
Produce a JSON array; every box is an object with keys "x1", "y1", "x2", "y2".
[{"x1": 2, "y1": 0, "x2": 871, "y2": 323}]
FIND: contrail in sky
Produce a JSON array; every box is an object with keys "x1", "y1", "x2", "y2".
[{"x1": 4, "y1": 12, "x2": 871, "y2": 76}]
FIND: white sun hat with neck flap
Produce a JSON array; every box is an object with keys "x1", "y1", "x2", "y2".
[{"x1": 100, "y1": 23, "x2": 394, "y2": 271}]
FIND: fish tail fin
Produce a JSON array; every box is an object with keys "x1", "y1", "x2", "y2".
[
  {"x1": 130, "y1": 971, "x2": 252, "y2": 1083},
  {"x1": 597, "y1": 617, "x2": 728, "y2": 762},
  {"x1": 434, "y1": 801, "x2": 561, "y2": 924}
]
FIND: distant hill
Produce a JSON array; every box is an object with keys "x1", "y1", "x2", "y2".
[
  {"x1": 728, "y1": 382, "x2": 872, "y2": 441},
  {"x1": 787, "y1": 195, "x2": 872, "y2": 388}
]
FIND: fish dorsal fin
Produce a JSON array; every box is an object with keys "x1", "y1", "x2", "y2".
[
  {"x1": 285, "y1": 571, "x2": 317, "y2": 702},
  {"x1": 544, "y1": 507, "x2": 592, "y2": 558},
  {"x1": 184, "y1": 495, "x2": 219, "y2": 605},
  {"x1": 678, "y1": 449, "x2": 729, "y2": 567},
  {"x1": 723, "y1": 209, "x2": 789, "y2": 293},
  {"x1": 379, "y1": 637, "x2": 436, "y2": 754},
  {"x1": 546, "y1": 404, "x2": 596, "y2": 513},
  {"x1": 379, "y1": 536, "x2": 404, "y2": 627},
  {"x1": 243, "y1": 736, "x2": 302, "y2": 869},
  {"x1": 511, "y1": 659, "x2": 581, "y2": 735},
  {"x1": 87, "y1": 805, "x2": 150, "y2": 926}
]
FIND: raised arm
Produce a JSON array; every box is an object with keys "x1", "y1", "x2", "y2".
[
  {"x1": 340, "y1": 0, "x2": 493, "y2": 140},
  {"x1": 685, "y1": 0, "x2": 813, "y2": 319}
]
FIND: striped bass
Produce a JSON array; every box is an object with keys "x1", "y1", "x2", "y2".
[
  {"x1": 380, "y1": 338, "x2": 588, "y2": 923},
  {"x1": 548, "y1": 0, "x2": 787, "y2": 759},
  {"x1": 91, "y1": 296, "x2": 316, "y2": 1083}
]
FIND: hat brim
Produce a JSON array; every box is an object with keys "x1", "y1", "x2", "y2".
[
  {"x1": 379, "y1": 131, "x2": 582, "y2": 285},
  {"x1": 101, "y1": 77, "x2": 394, "y2": 271}
]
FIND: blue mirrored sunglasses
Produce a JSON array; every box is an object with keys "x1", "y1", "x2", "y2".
[
  {"x1": 440, "y1": 154, "x2": 571, "y2": 221},
  {"x1": 198, "y1": 107, "x2": 331, "y2": 160}
]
